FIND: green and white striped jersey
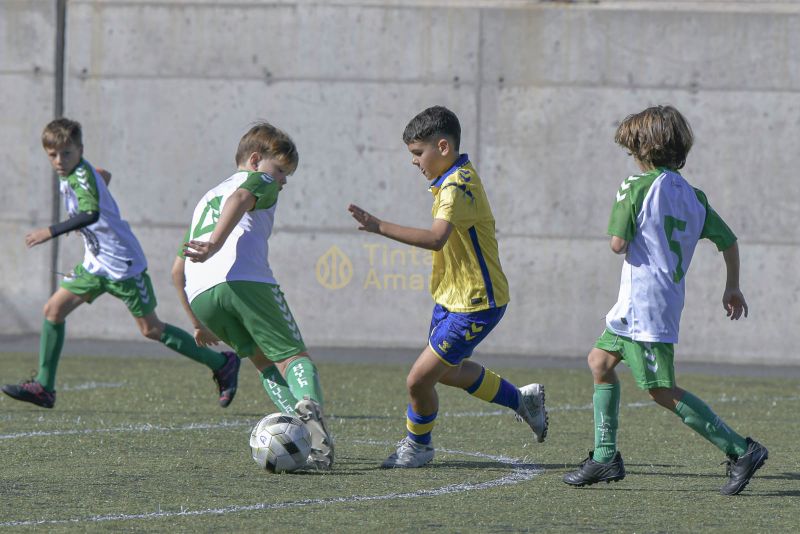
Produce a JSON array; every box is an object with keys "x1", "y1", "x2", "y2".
[
  {"x1": 605, "y1": 168, "x2": 736, "y2": 343},
  {"x1": 182, "y1": 171, "x2": 281, "y2": 303},
  {"x1": 59, "y1": 159, "x2": 147, "y2": 280}
]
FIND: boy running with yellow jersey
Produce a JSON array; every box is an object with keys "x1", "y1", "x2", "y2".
[{"x1": 349, "y1": 106, "x2": 548, "y2": 468}]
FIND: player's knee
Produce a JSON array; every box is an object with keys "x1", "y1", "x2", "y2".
[
  {"x1": 406, "y1": 372, "x2": 428, "y2": 397},
  {"x1": 43, "y1": 300, "x2": 65, "y2": 322},
  {"x1": 647, "y1": 387, "x2": 674, "y2": 408},
  {"x1": 587, "y1": 351, "x2": 608, "y2": 375},
  {"x1": 139, "y1": 324, "x2": 162, "y2": 340}
]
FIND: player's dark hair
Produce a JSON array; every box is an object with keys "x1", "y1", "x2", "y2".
[
  {"x1": 235, "y1": 121, "x2": 299, "y2": 172},
  {"x1": 42, "y1": 117, "x2": 83, "y2": 149},
  {"x1": 615, "y1": 105, "x2": 693, "y2": 170},
  {"x1": 403, "y1": 106, "x2": 461, "y2": 151}
]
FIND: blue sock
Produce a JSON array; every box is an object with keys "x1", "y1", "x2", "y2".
[
  {"x1": 406, "y1": 404, "x2": 437, "y2": 445},
  {"x1": 465, "y1": 367, "x2": 520, "y2": 411}
]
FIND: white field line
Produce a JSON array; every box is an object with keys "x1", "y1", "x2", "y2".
[
  {"x1": 0, "y1": 420, "x2": 250, "y2": 440},
  {"x1": 3, "y1": 393, "x2": 798, "y2": 440},
  {"x1": 60, "y1": 381, "x2": 125, "y2": 391},
  {"x1": 0, "y1": 439, "x2": 540, "y2": 528}
]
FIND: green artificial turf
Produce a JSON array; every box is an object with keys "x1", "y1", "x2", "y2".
[{"x1": 0, "y1": 352, "x2": 798, "y2": 532}]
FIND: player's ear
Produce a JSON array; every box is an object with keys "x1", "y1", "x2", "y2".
[
  {"x1": 248, "y1": 151, "x2": 261, "y2": 170},
  {"x1": 437, "y1": 138, "x2": 451, "y2": 157}
]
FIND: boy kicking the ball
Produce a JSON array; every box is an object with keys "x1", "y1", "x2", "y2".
[
  {"x1": 562, "y1": 105, "x2": 768, "y2": 495},
  {"x1": 349, "y1": 106, "x2": 548, "y2": 468},
  {"x1": 174, "y1": 121, "x2": 333, "y2": 470},
  {"x1": 2, "y1": 118, "x2": 240, "y2": 409}
]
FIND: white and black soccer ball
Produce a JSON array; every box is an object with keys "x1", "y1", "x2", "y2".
[{"x1": 249, "y1": 413, "x2": 312, "y2": 473}]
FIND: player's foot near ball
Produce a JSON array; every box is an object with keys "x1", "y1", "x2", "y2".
[
  {"x1": 295, "y1": 396, "x2": 334, "y2": 470},
  {"x1": 2, "y1": 379, "x2": 56, "y2": 408},
  {"x1": 212, "y1": 351, "x2": 240, "y2": 407},
  {"x1": 563, "y1": 451, "x2": 626, "y2": 486},
  {"x1": 720, "y1": 438, "x2": 768, "y2": 495},
  {"x1": 515, "y1": 383, "x2": 548, "y2": 443},
  {"x1": 381, "y1": 437, "x2": 435, "y2": 468}
]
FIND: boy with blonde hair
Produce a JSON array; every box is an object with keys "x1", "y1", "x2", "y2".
[
  {"x1": 563, "y1": 105, "x2": 768, "y2": 495},
  {"x1": 2, "y1": 118, "x2": 239, "y2": 409},
  {"x1": 175, "y1": 122, "x2": 333, "y2": 470},
  {"x1": 349, "y1": 106, "x2": 547, "y2": 468}
]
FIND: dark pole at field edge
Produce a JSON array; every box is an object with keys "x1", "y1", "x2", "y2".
[{"x1": 51, "y1": 0, "x2": 67, "y2": 294}]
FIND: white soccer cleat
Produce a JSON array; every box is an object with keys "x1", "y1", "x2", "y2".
[
  {"x1": 381, "y1": 437, "x2": 435, "y2": 468},
  {"x1": 294, "y1": 396, "x2": 334, "y2": 470},
  {"x1": 515, "y1": 383, "x2": 548, "y2": 443}
]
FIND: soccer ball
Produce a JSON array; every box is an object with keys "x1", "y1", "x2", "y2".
[{"x1": 249, "y1": 413, "x2": 312, "y2": 473}]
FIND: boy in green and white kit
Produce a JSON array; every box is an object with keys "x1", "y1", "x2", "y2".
[
  {"x1": 2, "y1": 118, "x2": 240, "y2": 409},
  {"x1": 174, "y1": 121, "x2": 333, "y2": 470},
  {"x1": 563, "y1": 106, "x2": 768, "y2": 496}
]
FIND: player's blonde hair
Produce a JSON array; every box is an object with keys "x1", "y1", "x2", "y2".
[
  {"x1": 42, "y1": 117, "x2": 83, "y2": 149},
  {"x1": 235, "y1": 121, "x2": 299, "y2": 172},
  {"x1": 615, "y1": 105, "x2": 693, "y2": 170}
]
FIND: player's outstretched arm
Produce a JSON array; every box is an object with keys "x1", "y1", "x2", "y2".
[
  {"x1": 25, "y1": 209, "x2": 101, "y2": 248},
  {"x1": 721, "y1": 242, "x2": 748, "y2": 320},
  {"x1": 170, "y1": 255, "x2": 220, "y2": 347},
  {"x1": 184, "y1": 188, "x2": 256, "y2": 263},
  {"x1": 348, "y1": 204, "x2": 452, "y2": 251}
]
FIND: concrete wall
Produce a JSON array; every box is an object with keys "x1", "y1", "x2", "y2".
[{"x1": 1, "y1": 0, "x2": 798, "y2": 365}]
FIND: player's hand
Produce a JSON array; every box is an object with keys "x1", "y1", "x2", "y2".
[
  {"x1": 722, "y1": 287, "x2": 748, "y2": 320},
  {"x1": 96, "y1": 167, "x2": 112, "y2": 185},
  {"x1": 25, "y1": 227, "x2": 53, "y2": 248},
  {"x1": 348, "y1": 204, "x2": 381, "y2": 233},
  {"x1": 183, "y1": 240, "x2": 220, "y2": 263},
  {"x1": 193, "y1": 325, "x2": 220, "y2": 347}
]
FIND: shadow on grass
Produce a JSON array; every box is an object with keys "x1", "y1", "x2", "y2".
[{"x1": 760, "y1": 471, "x2": 800, "y2": 481}]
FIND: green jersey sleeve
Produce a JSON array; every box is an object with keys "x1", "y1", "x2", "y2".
[
  {"x1": 433, "y1": 182, "x2": 477, "y2": 228},
  {"x1": 239, "y1": 172, "x2": 280, "y2": 210},
  {"x1": 607, "y1": 182, "x2": 637, "y2": 241},
  {"x1": 694, "y1": 188, "x2": 737, "y2": 251},
  {"x1": 67, "y1": 163, "x2": 100, "y2": 212}
]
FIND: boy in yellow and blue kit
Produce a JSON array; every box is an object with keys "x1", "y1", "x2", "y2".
[{"x1": 349, "y1": 106, "x2": 548, "y2": 468}]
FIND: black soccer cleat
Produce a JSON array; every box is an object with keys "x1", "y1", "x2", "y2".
[
  {"x1": 2, "y1": 379, "x2": 56, "y2": 408},
  {"x1": 212, "y1": 351, "x2": 241, "y2": 407},
  {"x1": 720, "y1": 437, "x2": 768, "y2": 495},
  {"x1": 563, "y1": 451, "x2": 626, "y2": 486}
]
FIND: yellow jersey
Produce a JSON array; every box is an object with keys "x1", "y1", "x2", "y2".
[{"x1": 429, "y1": 154, "x2": 509, "y2": 312}]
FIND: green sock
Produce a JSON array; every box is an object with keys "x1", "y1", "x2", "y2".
[
  {"x1": 593, "y1": 383, "x2": 621, "y2": 463},
  {"x1": 284, "y1": 357, "x2": 324, "y2": 406},
  {"x1": 260, "y1": 366, "x2": 299, "y2": 415},
  {"x1": 36, "y1": 320, "x2": 65, "y2": 392},
  {"x1": 674, "y1": 390, "x2": 748, "y2": 457},
  {"x1": 159, "y1": 323, "x2": 226, "y2": 370}
]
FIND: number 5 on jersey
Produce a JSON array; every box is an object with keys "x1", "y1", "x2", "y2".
[{"x1": 664, "y1": 215, "x2": 687, "y2": 283}]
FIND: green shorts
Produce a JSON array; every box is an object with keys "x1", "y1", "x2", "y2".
[
  {"x1": 595, "y1": 329, "x2": 676, "y2": 390},
  {"x1": 60, "y1": 264, "x2": 157, "y2": 317},
  {"x1": 190, "y1": 281, "x2": 306, "y2": 361}
]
